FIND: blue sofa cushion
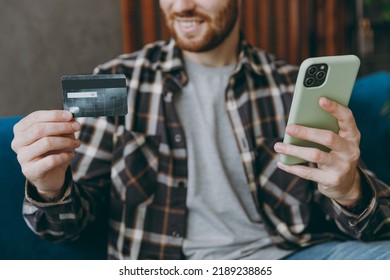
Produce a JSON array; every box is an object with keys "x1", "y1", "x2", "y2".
[
  {"x1": 0, "y1": 116, "x2": 107, "y2": 260},
  {"x1": 350, "y1": 71, "x2": 390, "y2": 185}
]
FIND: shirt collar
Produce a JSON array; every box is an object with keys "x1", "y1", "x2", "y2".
[
  {"x1": 236, "y1": 37, "x2": 266, "y2": 76},
  {"x1": 154, "y1": 39, "x2": 188, "y2": 87},
  {"x1": 155, "y1": 34, "x2": 265, "y2": 87}
]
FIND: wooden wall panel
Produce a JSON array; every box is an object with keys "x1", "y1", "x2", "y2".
[
  {"x1": 301, "y1": 0, "x2": 312, "y2": 59},
  {"x1": 121, "y1": 0, "x2": 137, "y2": 53},
  {"x1": 140, "y1": 0, "x2": 158, "y2": 44},
  {"x1": 257, "y1": 0, "x2": 271, "y2": 51},
  {"x1": 242, "y1": 0, "x2": 257, "y2": 46},
  {"x1": 274, "y1": 0, "x2": 288, "y2": 60},
  {"x1": 288, "y1": 0, "x2": 300, "y2": 63},
  {"x1": 313, "y1": 0, "x2": 353, "y2": 57},
  {"x1": 121, "y1": 0, "x2": 356, "y2": 65}
]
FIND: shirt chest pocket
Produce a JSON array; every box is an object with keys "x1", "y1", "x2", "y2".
[{"x1": 112, "y1": 129, "x2": 160, "y2": 204}]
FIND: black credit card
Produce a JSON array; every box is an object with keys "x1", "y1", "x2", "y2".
[{"x1": 61, "y1": 74, "x2": 128, "y2": 117}]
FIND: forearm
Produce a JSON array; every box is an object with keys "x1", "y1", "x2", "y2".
[
  {"x1": 326, "y1": 163, "x2": 390, "y2": 240},
  {"x1": 334, "y1": 170, "x2": 362, "y2": 207},
  {"x1": 23, "y1": 168, "x2": 109, "y2": 242},
  {"x1": 23, "y1": 183, "x2": 84, "y2": 242}
]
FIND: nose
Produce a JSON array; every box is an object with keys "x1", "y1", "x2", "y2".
[{"x1": 171, "y1": 0, "x2": 196, "y2": 13}]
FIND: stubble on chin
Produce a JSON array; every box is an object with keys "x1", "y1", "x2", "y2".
[{"x1": 161, "y1": 0, "x2": 238, "y2": 53}]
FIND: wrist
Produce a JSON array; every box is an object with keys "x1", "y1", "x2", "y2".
[
  {"x1": 36, "y1": 188, "x2": 64, "y2": 201},
  {"x1": 335, "y1": 171, "x2": 362, "y2": 207},
  {"x1": 28, "y1": 168, "x2": 72, "y2": 203}
]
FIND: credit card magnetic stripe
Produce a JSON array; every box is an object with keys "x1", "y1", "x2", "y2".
[{"x1": 61, "y1": 74, "x2": 126, "y2": 90}]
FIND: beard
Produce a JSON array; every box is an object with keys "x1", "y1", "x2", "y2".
[{"x1": 162, "y1": 1, "x2": 239, "y2": 52}]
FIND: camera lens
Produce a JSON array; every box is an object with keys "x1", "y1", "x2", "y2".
[
  {"x1": 305, "y1": 77, "x2": 315, "y2": 87},
  {"x1": 308, "y1": 66, "x2": 317, "y2": 75},
  {"x1": 316, "y1": 71, "x2": 325, "y2": 79}
]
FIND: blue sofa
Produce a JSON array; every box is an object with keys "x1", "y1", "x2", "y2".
[
  {"x1": 0, "y1": 117, "x2": 108, "y2": 260},
  {"x1": 349, "y1": 72, "x2": 390, "y2": 185},
  {"x1": 0, "y1": 72, "x2": 389, "y2": 260}
]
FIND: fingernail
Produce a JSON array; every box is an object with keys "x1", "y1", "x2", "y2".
[
  {"x1": 72, "y1": 122, "x2": 80, "y2": 130},
  {"x1": 274, "y1": 143, "x2": 283, "y2": 152},
  {"x1": 320, "y1": 97, "x2": 330, "y2": 106},
  {"x1": 63, "y1": 111, "x2": 73, "y2": 119}
]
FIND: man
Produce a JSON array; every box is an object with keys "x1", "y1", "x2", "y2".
[{"x1": 11, "y1": 0, "x2": 390, "y2": 260}]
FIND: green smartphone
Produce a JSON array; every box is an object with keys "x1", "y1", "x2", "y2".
[{"x1": 280, "y1": 55, "x2": 361, "y2": 165}]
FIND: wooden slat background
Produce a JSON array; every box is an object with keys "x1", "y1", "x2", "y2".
[{"x1": 121, "y1": 0, "x2": 356, "y2": 65}]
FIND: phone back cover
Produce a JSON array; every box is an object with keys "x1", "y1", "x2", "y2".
[{"x1": 280, "y1": 55, "x2": 360, "y2": 165}]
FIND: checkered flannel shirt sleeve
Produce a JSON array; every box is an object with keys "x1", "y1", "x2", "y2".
[
  {"x1": 23, "y1": 116, "x2": 115, "y2": 242},
  {"x1": 323, "y1": 162, "x2": 390, "y2": 240}
]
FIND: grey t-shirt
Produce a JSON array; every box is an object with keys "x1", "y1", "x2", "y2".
[{"x1": 175, "y1": 57, "x2": 291, "y2": 260}]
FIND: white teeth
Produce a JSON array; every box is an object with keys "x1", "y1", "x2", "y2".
[{"x1": 178, "y1": 21, "x2": 197, "y2": 27}]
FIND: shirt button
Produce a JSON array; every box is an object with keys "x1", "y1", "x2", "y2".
[
  {"x1": 172, "y1": 231, "x2": 181, "y2": 237},
  {"x1": 164, "y1": 93, "x2": 172, "y2": 102},
  {"x1": 178, "y1": 181, "x2": 186, "y2": 188},
  {"x1": 228, "y1": 101, "x2": 237, "y2": 110},
  {"x1": 174, "y1": 134, "x2": 182, "y2": 143},
  {"x1": 241, "y1": 137, "x2": 248, "y2": 150}
]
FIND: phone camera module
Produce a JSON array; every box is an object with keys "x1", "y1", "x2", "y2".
[{"x1": 304, "y1": 63, "x2": 328, "y2": 87}]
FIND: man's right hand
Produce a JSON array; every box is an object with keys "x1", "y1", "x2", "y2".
[{"x1": 11, "y1": 110, "x2": 81, "y2": 200}]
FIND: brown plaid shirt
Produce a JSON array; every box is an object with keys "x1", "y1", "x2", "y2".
[{"x1": 24, "y1": 39, "x2": 390, "y2": 259}]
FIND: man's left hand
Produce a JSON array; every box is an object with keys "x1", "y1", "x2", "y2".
[{"x1": 274, "y1": 97, "x2": 362, "y2": 207}]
